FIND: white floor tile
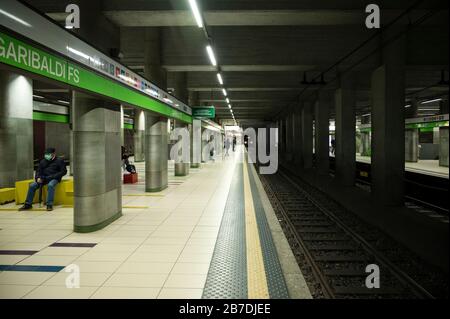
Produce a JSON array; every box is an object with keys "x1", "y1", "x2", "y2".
[{"x1": 91, "y1": 287, "x2": 160, "y2": 299}]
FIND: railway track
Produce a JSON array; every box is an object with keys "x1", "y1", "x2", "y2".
[{"x1": 260, "y1": 169, "x2": 448, "y2": 299}]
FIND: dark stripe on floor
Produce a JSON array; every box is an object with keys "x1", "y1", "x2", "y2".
[
  {"x1": 0, "y1": 265, "x2": 65, "y2": 272},
  {"x1": 50, "y1": 242, "x2": 96, "y2": 248},
  {"x1": 202, "y1": 163, "x2": 248, "y2": 299},
  {"x1": 247, "y1": 161, "x2": 290, "y2": 299},
  {"x1": 0, "y1": 250, "x2": 38, "y2": 255}
]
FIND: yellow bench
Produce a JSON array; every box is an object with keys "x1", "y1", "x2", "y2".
[
  {"x1": 15, "y1": 179, "x2": 74, "y2": 206},
  {"x1": 0, "y1": 188, "x2": 15, "y2": 204}
]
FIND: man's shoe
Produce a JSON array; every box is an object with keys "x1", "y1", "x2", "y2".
[
  {"x1": 18, "y1": 204, "x2": 32, "y2": 211},
  {"x1": 46, "y1": 205, "x2": 53, "y2": 211}
]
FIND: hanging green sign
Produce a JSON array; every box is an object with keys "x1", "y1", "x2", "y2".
[{"x1": 192, "y1": 106, "x2": 215, "y2": 119}]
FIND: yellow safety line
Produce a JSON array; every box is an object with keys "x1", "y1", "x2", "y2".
[
  {"x1": 122, "y1": 205, "x2": 149, "y2": 209},
  {"x1": 0, "y1": 208, "x2": 47, "y2": 211},
  {"x1": 243, "y1": 155, "x2": 270, "y2": 299},
  {"x1": 122, "y1": 194, "x2": 164, "y2": 197}
]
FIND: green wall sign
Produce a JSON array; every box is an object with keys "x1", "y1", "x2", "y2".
[
  {"x1": 33, "y1": 111, "x2": 69, "y2": 123},
  {"x1": 0, "y1": 31, "x2": 191, "y2": 124},
  {"x1": 192, "y1": 106, "x2": 215, "y2": 119}
]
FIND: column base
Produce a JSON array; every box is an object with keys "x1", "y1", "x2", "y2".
[
  {"x1": 146, "y1": 185, "x2": 168, "y2": 192},
  {"x1": 175, "y1": 163, "x2": 189, "y2": 176},
  {"x1": 190, "y1": 163, "x2": 200, "y2": 168},
  {"x1": 74, "y1": 211, "x2": 122, "y2": 233}
]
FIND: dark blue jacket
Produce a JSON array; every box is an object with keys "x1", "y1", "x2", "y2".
[{"x1": 36, "y1": 157, "x2": 67, "y2": 182}]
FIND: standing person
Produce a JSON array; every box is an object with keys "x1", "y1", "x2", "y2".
[
  {"x1": 19, "y1": 148, "x2": 67, "y2": 211},
  {"x1": 224, "y1": 137, "x2": 231, "y2": 156},
  {"x1": 330, "y1": 139, "x2": 336, "y2": 155},
  {"x1": 232, "y1": 135, "x2": 237, "y2": 152}
]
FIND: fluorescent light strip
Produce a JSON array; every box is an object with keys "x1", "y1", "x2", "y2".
[
  {"x1": 57, "y1": 100, "x2": 70, "y2": 105},
  {"x1": 222, "y1": 88, "x2": 227, "y2": 97},
  {"x1": 228, "y1": 104, "x2": 231, "y2": 108},
  {"x1": 206, "y1": 45, "x2": 217, "y2": 66},
  {"x1": 226, "y1": 98, "x2": 230, "y2": 104},
  {"x1": 33, "y1": 95, "x2": 44, "y2": 99},
  {"x1": 421, "y1": 98, "x2": 442, "y2": 104},
  {"x1": 0, "y1": 9, "x2": 31, "y2": 27},
  {"x1": 188, "y1": 0, "x2": 203, "y2": 28},
  {"x1": 67, "y1": 46, "x2": 102, "y2": 66},
  {"x1": 217, "y1": 73, "x2": 223, "y2": 85}
]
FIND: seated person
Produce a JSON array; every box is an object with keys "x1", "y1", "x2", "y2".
[
  {"x1": 19, "y1": 147, "x2": 67, "y2": 211},
  {"x1": 122, "y1": 154, "x2": 136, "y2": 174}
]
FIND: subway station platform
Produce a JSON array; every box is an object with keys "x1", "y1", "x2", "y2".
[
  {"x1": 355, "y1": 155, "x2": 449, "y2": 179},
  {"x1": 0, "y1": 147, "x2": 310, "y2": 299}
]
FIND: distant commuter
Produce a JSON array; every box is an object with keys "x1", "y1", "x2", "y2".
[
  {"x1": 224, "y1": 137, "x2": 231, "y2": 156},
  {"x1": 19, "y1": 147, "x2": 67, "y2": 211},
  {"x1": 232, "y1": 135, "x2": 237, "y2": 151},
  {"x1": 330, "y1": 139, "x2": 336, "y2": 155}
]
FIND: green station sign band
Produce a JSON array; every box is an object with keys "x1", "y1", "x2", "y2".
[
  {"x1": 359, "y1": 120, "x2": 449, "y2": 133},
  {"x1": 0, "y1": 30, "x2": 191, "y2": 124},
  {"x1": 33, "y1": 111, "x2": 69, "y2": 123},
  {"x1": 192, "y1": 106, "x2": 216, "y2": 119}
]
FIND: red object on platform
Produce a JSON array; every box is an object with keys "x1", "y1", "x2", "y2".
[{"x1": 123, "y1": 173, "x2": 138, "y2": 184}]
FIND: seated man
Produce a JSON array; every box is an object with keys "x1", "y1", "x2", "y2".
[
  {"x1": 19, "y1": 147, "x2": 67, "y2": 211},
  {"x1": 122, "y1": 154, "x2": 136, "y2": 174}
]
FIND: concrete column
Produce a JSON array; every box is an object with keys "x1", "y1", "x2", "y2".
[
  {"x1": 315, "y1": 91, "x2": 332, "y2": 175},
  {"x1": 69, "y1": 99, "x2": 74, "y2": 176},
  {"x1": 440, "y1": 99, "x2": 449, "y2": 114},
  {"x1": 0, "y1": 71, "x2": 33, "y2": 187},
  {"x1": 201, "y1": 128, "x2": 208, "y2": 162},
  {"x1": 279, "y1": 118, "x2": 284, "y2": 155},
  {"x1": 405, "y1": 128, "x2": 419, "y2": 162},
  {"x1": 439, "y1": 127, "x2": 449, "y2": 167},
  {"x1": 301, "y1": 101, "x2": 314, "y2": 169},
  {"x1": 69, "y1": 130, "x2": 74, "y2": 176},
  {"x1": 335, "y1": 84, "x2": 356, "y2": 186},
  {"x1": 174, "y1": 120, "x2": 190, "y2": 176},
  {"x1": 360, "y1": 131, "x2": 371, "y2": 156},
  {"x1": 120, "y1": 105, "x2": 125, "y2": 147},
  {"x1": 144, "y1": 28, "x2": 167, "y2": 89},
  {"x1": 133, "y1": 109, "x2": 145, "y2": 162},
  {"x1": 72, "y1": 91, "x2": 122, "y2": 232},
  {"x1": 145, "y1": 114, "x2": 168, "y2": 192},
  {"x1": 293, "y1": 105, "x2": 303, "y2": 166},
  {"x1": 285, "y1": 111, "x2": 294, "y2": 161},
  {"x1": 371, "y1": 26, "x2": 406, "y2": 206},
  {"x1": 360, "y1": 114, "x2": 371, "y2": 157},
  {"x1": 191, "y1": 119, "x2": 201, "y2": 168}
]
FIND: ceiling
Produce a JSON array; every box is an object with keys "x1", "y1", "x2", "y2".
[{"x1": 24, "y1": 0, "x2": 449, "y2": 125}]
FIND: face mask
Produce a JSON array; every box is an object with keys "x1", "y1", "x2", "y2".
[{"x1": 44, "y1": 153, "x2": 53, "y2": 161}]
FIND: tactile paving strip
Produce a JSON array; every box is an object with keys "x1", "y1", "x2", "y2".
[
  {"x1": 247, "y1": 161, "x2": 290, "y2": 299},
  {"x1": 202, "y1": 164, "x2": 248, "y2": 299}
]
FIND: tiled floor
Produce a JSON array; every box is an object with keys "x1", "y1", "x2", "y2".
[{"x1": 0, "y1": 152, "x2": 239, "y2": 299}]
